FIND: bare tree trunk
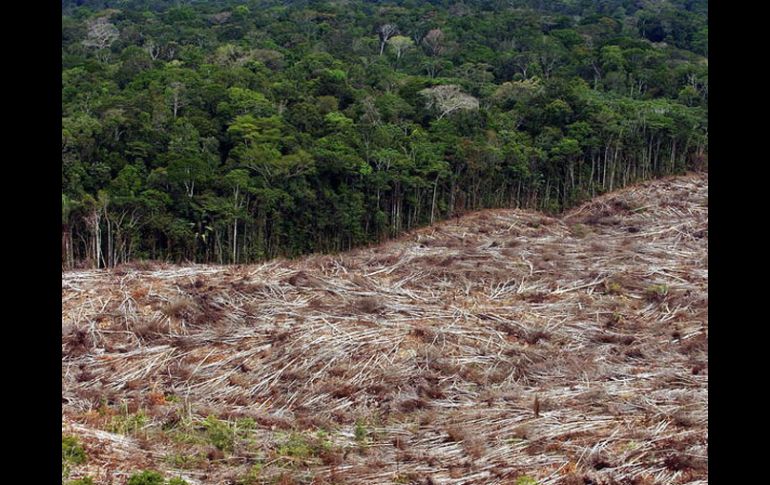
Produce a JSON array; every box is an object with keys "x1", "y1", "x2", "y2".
[
  {"x1": 670, "y1": 139, "x2": 677, "y2": 173},
  {"x1": 69, "y1": 230, "x2": 75, "y2": 269},
  {"x1": 610, "y1": 144, "x2": 620, "y2": 192},
  {"x1": 95, "y1": 213, "x2": 103, "y2": 269},
  {"x1": 232, "y1": 187, "x2": 239, "y2": 264},
  {"x1": 62, "y1": 226, "x2": 70, "y2": 269},
  {"x1": 430, "y1": 175, "x2": 439, "y2": 225},
  {"x1": 106, "y1": 216, "x2": 113, "y2": 268},
  {"x1": 232, "y1": 219, "x2": 238, "y2": 264},
  {"x1": 602, "y1": 144, "x2": 609, "y2": 190}
]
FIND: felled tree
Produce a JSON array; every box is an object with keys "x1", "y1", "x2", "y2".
[{"x1": 419, "y1": 85, "x2": 479, "y2": 120}]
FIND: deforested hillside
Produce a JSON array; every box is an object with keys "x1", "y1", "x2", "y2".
[{"x1": 62, "y1": 174, "x2": 707, "y2": 485}]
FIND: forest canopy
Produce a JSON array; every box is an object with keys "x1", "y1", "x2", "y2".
[{"x1": 61, "y1": 0, "x2": 708, "y2": 268}]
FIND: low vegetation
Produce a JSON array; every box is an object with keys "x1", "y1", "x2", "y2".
[
  {"x1": 127, "y1": 471, "x2": 188, "y2": 485},
  {"x1": 62, "y1": 435, "x2": 87, "y2": 480}
]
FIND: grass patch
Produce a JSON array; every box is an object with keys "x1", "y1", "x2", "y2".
[
  {"x1": 275, "y1": 430, "x2": 335, "y2": 464},
  {"x1": 67, "y1": 478, "x2": 95, "y2": 485},
  {"x1": 278, "y1": 433, "x2": 314, "y2": 460},
  {"x1": 165, "y1": 452, "x2": 206, "y2": 470},
  {"x1": 515, "y1": 476, "x2": 539, "y2": 485},
  {"x1": 106, "y1": 403, "x2": 148, "y2": 435},
  {"x1": 604, "y1": 280, "x2": 624, "y2": 295},
  {"x1": 127, "y1": 471, "x2": 165, "y2": 485},
  {"x1": 127, "y1": 470, "x2": 189, "y2": 485},
  {"x1": 645, "y1": 284, "x2": 669, "y2": 302},
  {"x1": 354, "y1": 420, "x2": 369, "y2": 445},
  {"x1": 62, "y1": 435, "x2": 87, "y2": 480},
  {"x1": 203, "y1": 415, "x2": 236, "y2": 452},
  {"x1": 238, "y1": 463, "x2": 263, "y2": 485},
  {"x1": 63, "y1": 435, "x2": 87, "y2": 464}
]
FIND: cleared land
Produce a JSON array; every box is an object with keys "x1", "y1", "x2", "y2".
[{"x1": 62, "y1": 174, "x2": 708, "y2": 485}]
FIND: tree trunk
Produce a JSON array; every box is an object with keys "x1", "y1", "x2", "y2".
[
  {"x1": 232, "y1": 219, "x2": 238, "y2": 264},
  {"x1": 62, "y1": 225, "x2": 71, "y2": 269},
  {"x1": 430, "y1": 175, "x2": 439, "y2": 225}
]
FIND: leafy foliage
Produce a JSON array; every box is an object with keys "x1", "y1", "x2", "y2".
[
  {"x1": 127, "y1": 470, "x2": 188, "y2": 485},
  {"x1": 62, "y1": 435, "x2": 87, "y2": 465},
  {"x1": 62, "y1": 435, "x2": 87, "y2": 480},
  {"x1": 203, "y1": 415, "x2": 236, "y2": 452},
  {"x1": 61, "y1": 0, "x2": 707, "y2": 268},
  {"x1": 67, "y1": 478, "x2": 95, "y2": 485},
  {"x1": 515, "y1": 476, "x2": 539, "y2": 485}
]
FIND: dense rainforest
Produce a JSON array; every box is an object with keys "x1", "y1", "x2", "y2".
[{"x1": 62, "y1": 0, "x2": 708, "y2": 268}]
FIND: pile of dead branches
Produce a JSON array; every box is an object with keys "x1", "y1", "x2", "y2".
[{"x1": 62, "y1": 174, "x2": 708, "y2": 485}]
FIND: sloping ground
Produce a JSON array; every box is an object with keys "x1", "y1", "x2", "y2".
[{"x1": 62, "y1": 174, "x2": 708, "y2": 485}]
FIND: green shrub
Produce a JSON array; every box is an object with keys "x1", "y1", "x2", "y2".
[
  {"x1": 274, "y1": 430, "x2": 337, "y2": 465},
  {"x1": 604, "y1": 281, "x2": 623, "y2": 295},
  {"x1": 315, "y1": 429, "x2": 334, "y2": 452},
  {"x1": 165, "y1": 452, "x2": 205, "y2": 469},
  {"x1": 354, "y1": 421, "x2": 368, "y2": 444},
  {"x1": 62, "y1": 435, "x2": 87, "y2": 465},
  {"x1": 127, "y1": 471, "x2": 165, "y2": 485},
  {"x1": 236, "y1": 417, "x2": 257, "y2": 431},
  {"x1": 126, "y1": 471, "x2": 188, "y2": 485},
  {"x1": 609, "y1": 311, "x2": 624, "y2": 325},
  {"x1": 645, "y1": 284, "x2": 669, "y2": 302},
  {"x1": 203, "y1": 415, "x2": 235, "y2": 452},
  {"x1": 278, "y1": 433, "x2": 313, "y2": 459},
  {"x1": 68, "y1": 478, "x2": 94, "y2": 485},
  {"x1": 107, "y1": 404, "x2": 148, "y2": 435},
  {"x1": 239, "y1": 463, "x2": 263, "y2": 485},
  {"x1": 515, "y1": 476, "x2": 539, "y2": 485},
  {"x1": 62, "y1": 435, "x2": 87, "y2": 479}
]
